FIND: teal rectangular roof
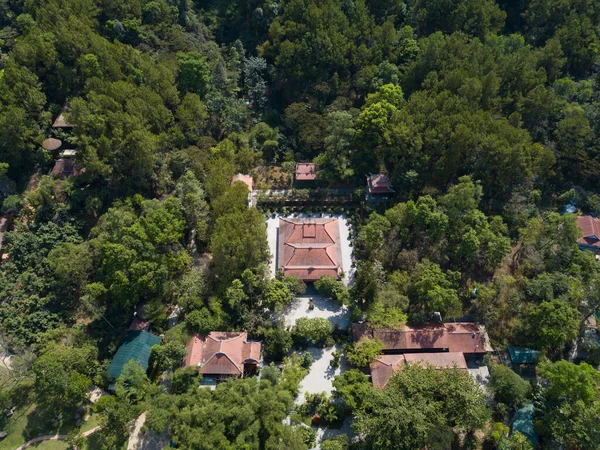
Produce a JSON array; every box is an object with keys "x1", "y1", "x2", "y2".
[
  {"x1": 508, "y1": 346, "x2": 540, "y2": 365},
  {"x1": 512, "y1": 403, "x2": 539, "y2": 447},
  {"x1": 107, "y1": 330, "x2": 161, "y2": 379}
]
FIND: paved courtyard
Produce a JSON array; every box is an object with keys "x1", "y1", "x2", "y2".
[
  {"x1": 295, "y1": 344, "x2": 349, "y2": 405},
  {"x1": 284, "y1": 293, "x2": 352, "y2": 329}
]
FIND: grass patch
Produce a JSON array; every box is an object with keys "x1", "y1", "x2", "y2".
[
  {"x1": 80, "y1": 413, "x2": 101, "y2": 434},
  {"x1": 0, "y1": 403, "x2": 103, "y2": 450}
]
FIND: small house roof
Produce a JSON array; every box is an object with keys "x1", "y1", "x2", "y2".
[
  {"x1": 231, "y1": 173, "x2": 253, "y2": 191},
  {"x1": 508, "y1": 346, "x2": 540, "y2": 365},
  {"x1": 577, "y1": 215, "x2": 600, "y2": 248},
  {"x1": 511, "y1": 403, "x2": 539, "y2": 447},
  {"x1": 353, "y1": 322, "x2": 492, "y2": 354},
  {"x1": 52, "y1": 105, "x2": 73, "y2": 128},
  {"x1": 370, "y1": 352, "x2": 468, "y2": 388},
  {"x1": 59, "y1": 149, "x2": 77, "y2": 158},
  {"x1": 51, "y1": 159, "x2": 84, "y2": 177},
  {"x1": 367, "y1": 173, "x2": 394, "y2": 194},
  {"x1": 295, "y1": 163, "x2": 318, "y2": 181},
  {"x1": 107, "y1": 330, "x2": 161, "y2": 379},
  {"x1": 42, "y1": 138, "x2": 62, "y2": 151},
  {"x1": 183, "y1": 331, "x2": 261, "y2": 376}
]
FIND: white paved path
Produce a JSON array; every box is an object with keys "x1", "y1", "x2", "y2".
[{"x1": 295, "y1": 345, "x2": 348, "y2": 405}]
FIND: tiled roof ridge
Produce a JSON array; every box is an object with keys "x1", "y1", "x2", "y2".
[
  {"x1": 201, "y1": 351, "x2": 243, "y2": 374},
  {"x1": 207, "y1": 331, "x2": 247, "y2": 343}
]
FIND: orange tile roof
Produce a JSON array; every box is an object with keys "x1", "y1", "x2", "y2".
[
  {"x1": 277, "y1": 218, "x2": 342, "y2": 282},
  {"x1": 295, "y1": 163, "x2": 318, "y2": 181},
  {"x1": 183, "y1": 332, "x2": 261, "y2": 376},
  {"x1": 367, "y1": 173, "x2": 394, "y2": 194},
  {"x1": 370, "y1": 352, "x2": 468, "y2": 388},
  {"x1": 577, "y1": 216, "x2": 600, "y2": 249},
  {"x1": 353, "y1": 322, "x2": 492, "y2": 354}
]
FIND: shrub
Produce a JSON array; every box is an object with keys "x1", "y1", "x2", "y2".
[
  {"x1": 292, "y1": 317, "x2": 334, "y2": 346},
  {"x1": 489, "y1": 364, "x2": 531, "y2": 407},
  {"x1": 301, "y1": 352, "x2": 313, "y2": 369},
  {"x1": 330, "y1": 350, "x2": 341, "y2": 368},
  {"x1": 347, "y1": 338, "x2": 384, "y2": 367}
]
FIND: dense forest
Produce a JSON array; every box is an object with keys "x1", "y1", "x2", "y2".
[{"x1": 0, "y1": 0, "x2": 600, "y2": 448}]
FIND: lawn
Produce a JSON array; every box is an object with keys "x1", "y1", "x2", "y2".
[{"x1": 0, "y1": 403, "x2": 103, "y2": 450}]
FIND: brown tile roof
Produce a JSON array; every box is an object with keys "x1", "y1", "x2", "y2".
[
  {"x1": 370, "y1": 352, "x2": 468, "y2": 388},
  {"x1": 129, "y1": 318, "x2": 151, "y2": 332},
  {"x1": 52, "y1": 110, "x2": 73, "y2": 128},
  {"x1": 367, "y1": 173, "x2": 394, "y2": 194},
  {"x1": 277, "y1": 218, "x2": 342, "y2": 282},
  {"x1": 51, "y1": 159, "x2": 84, "y2": 177},
  {"x1": 354, "y1": 322, "x2": 492, "y2": 354},
  {"x1": 183, "y1": 332, "x2": 261, "y2": 376},
  {"x1": 577, "y1": 216, "x2": 600, "y2": 249},
  {"x1": 231, "y1": 173, "x2": 253, "y2": 192},
  {"x1": 295, "y1": 163, "x2": 318, "y2": 181}
]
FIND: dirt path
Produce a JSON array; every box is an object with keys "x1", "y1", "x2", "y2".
[
  {"x1": 14, "y1": 426, "x2": 100, "y2": 450},
  {"x1": 127, "y1": 412, "x2": 146, "y2": 450}
]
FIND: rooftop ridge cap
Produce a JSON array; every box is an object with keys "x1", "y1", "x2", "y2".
[{"x1": 200, "y1": 349, "x2": 243, "y2": 374}]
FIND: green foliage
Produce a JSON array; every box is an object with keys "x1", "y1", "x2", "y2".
[
  {"x1": 32, "y1": 328, "x2": 97, "y2": 416},
  {"x1": 146, "y1": 357, "x2": 308, "y2": 449},
  {"x1": 347, "y1": 338, "x2": 384, "y2": 368},
  {"x1": 177, "y1": 52, "x2": 212, "y2": 97},
  {"x1": 489, "y1": 364, "x2": 531, "y2": 407},
  {"x1": 210, "y1": 207, "x2": 269, "y2": 290},
  {"x1": 291, "y1": 317, "x2": 333, "y2": 347},
  {"x1": 150, "y1": 341, "x2": 187, "y2": 373},
  {"x1": 186, "y1": 307, "x2": 223, "y2": 334},
  {"x1": 355, "y1": 364, "x2": 490, "y2": 449},
  {"x1": 536, "y1": 360, "x2": 600, "y2": 448},
  {"x1": 409, "y1": 260, "x2": 461, "y2": 319},
  {"x1": 528, "y1": 300, "x2": 579, "y2": 351},
  {"x1": 90, "y1": 197, "x2": 190, "y2": 310},
  {"x1": 332, "y1": 369, "x2": 372, "y2": 411},
  {"x1": 263, "y1": 278, "x2": 293, "y2": 311},
  {"x1": 314, "y1": 275, "x2": 349, "y2": 305},
  {"x1": 263, "y1": 326, "x2": 293, "y2": 361},
  {"x1": 321, "y1": 435, "x2": 349, "y2": 450}
]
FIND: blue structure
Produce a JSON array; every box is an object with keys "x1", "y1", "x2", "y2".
[
  {"x1": 512, "y1": 403, "x2": 539, "y2": 448},
  {"x1": 508, "y1": 346, "x2": 540, "y2": 365}
]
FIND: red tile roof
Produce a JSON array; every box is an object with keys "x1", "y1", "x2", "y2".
[
  {"x1": 367, "y1": 173, "x2": 394, "y2": 194},
  {"x1": 277, "y1": 218, "x2": 342, "y2": 282},
  {"x1": 577, "y1": 216, "x2": 600, "y2": 249},
  {"x1": 183, "y1": 332, "x2": 261, "y2": 376},
  {"x1": 231, "y1": 173, "x2": 253, "y2": 192},
  {"x1": 295, "y1": 163, "x2": 318, "y2": 181},
  {"x1": 370, "y1": 352, "x2": 468, "y2": 388},
  {"x1": 353, "y1": 322, "x2": 492, "y2": 354}
]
